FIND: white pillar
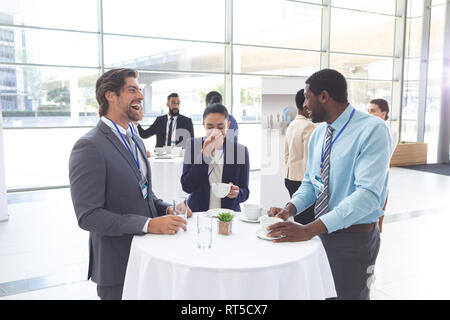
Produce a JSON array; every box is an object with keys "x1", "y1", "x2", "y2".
[{"x1": 0, "y1": 109, "x2": 9, "y2": 222}]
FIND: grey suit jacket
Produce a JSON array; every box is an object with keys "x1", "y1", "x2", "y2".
[{"x1": 69, "y1": 120, "x2": 170, "y2": 287}]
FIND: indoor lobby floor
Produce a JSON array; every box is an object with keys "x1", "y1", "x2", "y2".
[{"x1": 1, "y1": 167, "x2": 449, "y2": 300}]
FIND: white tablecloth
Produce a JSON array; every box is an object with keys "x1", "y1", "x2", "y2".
[
  {"x1": 149, "y1": 156, "x2": 188, "y2": 202},
  {"x1": 122, "y1": 212, "x2": 336, "y2": 300}
]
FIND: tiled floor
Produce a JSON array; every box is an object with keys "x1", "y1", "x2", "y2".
[{"x1": 0, "y1": 168, "x2": 449, "y2": 300}]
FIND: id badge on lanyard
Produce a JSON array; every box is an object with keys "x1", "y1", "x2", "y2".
[
  {"x1": 312, "y1": 175, "x2": 325, "y2": 193},
  {"x1": 139, "y1": 175, "x2": 148, "y2": 200}
]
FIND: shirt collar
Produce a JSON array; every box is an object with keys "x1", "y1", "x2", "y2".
[
  {"x1": 101, "y1": 116, "x2": 132, "y2": 136},
  {"x1": 296, "y1": 115, "x2": 307, "y2": 120},
  {"x1": 329, "y1": 104, "x2": 354, "y2": 131},
  {"x1": 168, "y1": 114, "x2": 178, "y2": 120}
]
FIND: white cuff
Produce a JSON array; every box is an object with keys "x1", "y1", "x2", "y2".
[{"x1": 142, "y1": 218, "x2": 151, "y2": 233}]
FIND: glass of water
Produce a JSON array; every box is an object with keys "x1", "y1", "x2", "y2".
[
  {"x1": 197, "y1": 213, "x2": 212, "y2": 250},
  {"x1": 173, "y1": 197, "x2": 187, "y2": 232}
]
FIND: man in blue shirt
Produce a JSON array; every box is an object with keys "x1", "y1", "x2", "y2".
[
  {"x1": 205, "y1": 91, "x2": 238, "y2": 142},
  {"x1": 267, "y1": 69, "x2": 392, "y2": 300}
]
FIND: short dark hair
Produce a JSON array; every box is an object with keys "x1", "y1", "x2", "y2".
[
  {"x1": 205, "y1": 91, "x2": 222, "y2": 105},
  {"x1": 370, "y1": 98, "x2": 390, "y2": 120},
  {"x1": 203, "y1": 103, "x2": 229, "y2": 120},
  {"x1": 295, "y1": 89, "x2": 305, "y2": 110},
  {"x1": 305, "y1": 69, "x2": 348, "y2": 104},
  {"x1": 96, "y1": 68, "x2": 138, "y2": 117},
  {"x1": 167, "y1": 93, "x2": 179, "y2": 101}
]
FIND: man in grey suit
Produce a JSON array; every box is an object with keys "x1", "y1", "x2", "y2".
[{"x1": 69, "y1": 68, "x2": 189, "y2": 300}]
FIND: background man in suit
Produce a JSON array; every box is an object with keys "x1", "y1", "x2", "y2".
[
  {"x1": 69, "y1": 68, "x2": 190, "y2": 300},
  {"x1": 284, "y1": 89, "x2": 316, "y2": 225},
  {"x1": 137, "y1": 93, "x2": 194, "y2": 149}
]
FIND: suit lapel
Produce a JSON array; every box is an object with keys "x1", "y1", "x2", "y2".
[{"x1": 99, "y1": 121, "x2": 142, "y2": 182}]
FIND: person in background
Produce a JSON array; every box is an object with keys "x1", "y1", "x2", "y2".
[
  {"x1": 284, "y1": 89, "x2": 316, "y2": 225},
  {"x1": 267, "y1": 69, "x2": 392, "y2": 300},
  {"x1": 137, "y1": 93, "x2": 194, "y2": 149},
  {"x1": 368, "y1": 98, "x2": 398, "y2": 233},
  {"x1": 205, "y1": 91, "x2": 238, "y2": 142},
  {"x1": 69, "y1": 69, "x2": 191, "y2": 300},
  {"x1": 181, "y1": 103, "x2": 249, "y2": 213}
]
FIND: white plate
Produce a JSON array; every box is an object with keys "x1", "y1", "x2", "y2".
[
  {"x1": 207, "y1": 208, "x2": 236, "y2": 218},
  {"x1": 256, "y1": 228, "x2": 283, "y2": 240},
  {"x1": 239, "y1": 215, "x2": 260, "y2": 223},
  {"x1": 154, "y1": 155, "x2": 175, "y2": 159}
]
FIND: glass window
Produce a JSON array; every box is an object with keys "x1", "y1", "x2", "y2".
[
  {"x1": 0, "y1": 27, "x2": 99, "y2": 67},
  {"x1": 402, "y1": 80, "x2": 419, "y2": 142},
  {"x1": 0, "y1": 0, "x2": 97, "y2": 31},
  {"x1": 234, "y1": 45, "x2": 320, "y2": 76},
  {"x1": 103, "y1": 0, "x2": 224, "y2": 42},
  {"x1": 1, "y1": 66, "x2": 100, "y2": 128},
  {"x1": 405, "y1": 16, "x2": 423, "y2": 58},
  {"x1": 330, "y1": 54, "x2": 393, "y2": 80},
  {"x1": 330, "y1": 8, "x2": 396, "y2": 56},
  {"x1": 234, "y1": 0, "x2": 322, "y2": 50},
  {"x1": 346, "y1": 79, "x2": 392, "y2": 111},
  {"x1": 3, "y1": 127, "x2": 91, "y2": 189},
  {"x1": 135, "y1": 71, "x2": 225, "y2": 124},
  {"x1": 104, "y1": 36, "x2": 224, "y2": 73},
  {"x1": 404, "y1": 58, "x2": 421, "y2": 82},
  {"x1": 331, "y1": 0, "x2": 396, "y2": 15},
  {"x1": 233, "y1": 75, "x2": 262, "y2": 123}
]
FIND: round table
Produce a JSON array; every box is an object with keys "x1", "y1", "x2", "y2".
[
  {"x1": 149, "y1": 156, "x2": 188, "y2": 201},
  {"x1": 122, "y1": 212, "x2": 336, "y2": 300}
]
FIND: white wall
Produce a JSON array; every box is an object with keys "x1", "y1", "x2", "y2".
[
  {"x1": 0, "y1": 110, "x2": 9, "y2": 221},
  {"x1": 260, "y1": 77, "x2": 306, "y2": 209}
]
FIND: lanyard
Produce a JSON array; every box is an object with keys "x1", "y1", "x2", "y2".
[
  {"x1": 208, "y1": 148, "x2": 225, "y2": 177},
  {"x1": 320, "y1": 108, "x2": 355, "y2": 169},
  {"x1": 106, "y1": 117, "x2": 140, "y2": 170}
]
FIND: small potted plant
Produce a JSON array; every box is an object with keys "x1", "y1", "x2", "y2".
[{"x1": 217, "y1": 212, "x2": 233, "y2": 235}]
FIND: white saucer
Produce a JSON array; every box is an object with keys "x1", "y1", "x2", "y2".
[
  {"x1": 207, "y1": 208, "x2": 236, "y2": 218},
  {"x1": 239, "y1": 216, "x2": 260, "y2": 223},
  {"x1": 256, "y1": 229, "x2": 283, "y2": 240},
  {"x1": 154, "y1": 155, "x2": 175, "y2": 159}
]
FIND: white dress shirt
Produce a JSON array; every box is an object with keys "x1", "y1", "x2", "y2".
[
  {"x1": 166, "y1": 115, "x2": 178, "y2": 146},
  {"x1": 208, "y1": 147, "x2": 225, "y2": 210},
  {"x1": 101, "y1": 117, "x2": 152, "y2": 232}
]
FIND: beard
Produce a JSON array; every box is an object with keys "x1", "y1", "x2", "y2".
[
  {"x1": 169, "y1": 108, "x2": 179, "y2": 116},
  {"x1": 309, "y1": 104, "x2": 328, "y2": 123},
  {"x1": 127, "y1": 102, "x2": 141, "y2": 122}
]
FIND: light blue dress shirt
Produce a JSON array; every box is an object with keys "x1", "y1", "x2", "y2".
[{"x1": 289, "y1": 104, "x2": 392, "y2": 234}]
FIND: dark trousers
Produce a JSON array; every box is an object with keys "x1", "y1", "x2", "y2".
[
  {"x1": 97, "y1": 284, "x2": 124, "y2": 300},
  {"x1": 284, "y1": 179, "x2": 315, "y2": 225},
  {"x1": 319, "y1": 225, "x2": 381, "y2": 300}
]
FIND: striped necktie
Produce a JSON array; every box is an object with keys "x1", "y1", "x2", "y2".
[{"x1": 314, "y1": 125, "x2": 335, "y2": 219}]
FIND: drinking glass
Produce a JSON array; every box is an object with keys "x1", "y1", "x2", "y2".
[
  {"x1": 173, "y1": 197, "x2": 187, "y2": 232},
  {"x1": 197, "y1": 213, "x2": 212, "y2": 250}
]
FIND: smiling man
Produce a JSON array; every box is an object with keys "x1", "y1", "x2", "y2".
[
  {"x1": 69, "y1": 68, "x2": 190, "y2": 300},
  {"x1": 267, "y1": 69, "x2": 392, "y2": 300}
]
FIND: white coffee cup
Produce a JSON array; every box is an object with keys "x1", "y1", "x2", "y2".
[
  {"x1": 243, "y1": 204, "x2": 265, "y2": 221},
  {"x1": 154, "y1": 147, "x2": 165, "y2": 155},
  {"x1": 259, "y1": 216, "x2": 284, "y2": 236},
  {"x1": 211, "y1": 182, "x2": 231, "y2": 198}
]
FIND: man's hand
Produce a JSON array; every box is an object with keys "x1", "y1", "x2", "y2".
[
  {"x1": 268, "y1": 207, "x2": 291, "y2": 221},
  {"x1": 266, "y1": 222, "x2": 313, "y2": 242},
  {"x1": 147, "y1": 215, "x2": 187, "y2": 234},
  {"x1": 226, "y1": 182, "x2": 239, "y2": 199},
  {"x1": 267, "y1": 219, "x2": 328, "y2": 243}
]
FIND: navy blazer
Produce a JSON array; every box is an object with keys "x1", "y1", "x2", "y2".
[{"x1": 181, "y1": 137, "x2": 250, "y2": 212}]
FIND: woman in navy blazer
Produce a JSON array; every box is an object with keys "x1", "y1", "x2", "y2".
[{"x1": 181, "y1": 104, "x2": 250, "y2": 212}]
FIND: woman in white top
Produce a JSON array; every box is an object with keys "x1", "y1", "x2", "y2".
[
  {"x1": 181, "y1": 103, "x2": 250, "y2": 213},
  {"x1": 368, "y1": 98, "x2": 397, "y2": 232}
]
